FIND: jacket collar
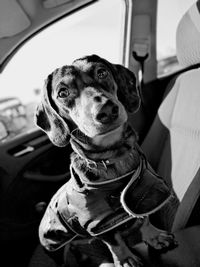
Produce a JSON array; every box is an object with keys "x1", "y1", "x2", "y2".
[{"x1": 69, "y1": 124, "x2": 141, "y2": 186}]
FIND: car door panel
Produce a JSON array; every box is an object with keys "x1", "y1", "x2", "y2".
[{"x1": 0, "y1": 129, "x2": 71, "y2": 254}]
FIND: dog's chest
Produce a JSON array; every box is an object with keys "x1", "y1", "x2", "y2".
[
  {"x1": 66, "y1": 168, "x2": 136, "y2": 236},
  {"x1": 65, "y1": 148, "x2": 141, "y2": 235}
]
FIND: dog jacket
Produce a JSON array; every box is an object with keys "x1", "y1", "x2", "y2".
[{"x1": 39, "y1": 125, "x2": 172, "y2": 251}]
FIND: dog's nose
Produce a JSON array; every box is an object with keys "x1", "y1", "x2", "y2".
[{"x1": 96, "y1": 100, "x2": 119, "y2": 123}]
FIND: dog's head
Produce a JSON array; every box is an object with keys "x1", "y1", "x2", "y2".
[{"x1": 35, "y1": 54, "x2": 140, "y2": 147}]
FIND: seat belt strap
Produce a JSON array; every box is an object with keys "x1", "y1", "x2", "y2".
[
  {"x1": 132, "y1": 14, "x2": 150, "y2": 87},
  {"x1": 132, "y1": 49, "x2": 148, "y2": 88},
  {"x1": 172, "y1": 167, "x2": 200, "y2": 232},
  {"x1": 132, "y1": 48, "x2": 148, "y2": 114}
]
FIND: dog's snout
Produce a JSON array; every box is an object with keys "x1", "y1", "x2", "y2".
[{"x1": 96, "y1": 100, "x2": 119, "y2": 124}]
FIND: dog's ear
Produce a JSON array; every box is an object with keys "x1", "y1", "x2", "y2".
[
  {"x1": 35, "y1": 74, "x2": 70, "y2": 147},
  {"x1": 112, "y1": 64, "x2": 141, "y2": 113}
]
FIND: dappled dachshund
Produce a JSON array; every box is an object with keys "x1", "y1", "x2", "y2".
[{"x1": 35, "y1": 55, "x2": 177, "y2": 267}]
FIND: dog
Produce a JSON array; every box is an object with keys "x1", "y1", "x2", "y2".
[{"x1": 35, "y1": 55, "x2": 178, "y2": 267}]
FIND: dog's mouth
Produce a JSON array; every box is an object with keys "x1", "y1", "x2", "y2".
[
  {"x1": 71, "y1": 122, "x2": 130, "y2": 151},
  {"x1": 96, "y1": 111, "x2": 127, "y2": 136},
  {"x1": 91, "y1": 122, "x2": 127, "y2": 147},
  {"x1": 97, "y1": 123, "x2": 124, "y2": 136}
]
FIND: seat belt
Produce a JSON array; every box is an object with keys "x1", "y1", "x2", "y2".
[
  {"x1": 132, "y1": 49, "x2": 148, "y2": 89},
  {"x1": 132, "y1": 50, "x2": 148, "y2": 105},
  {"x1": 131, "y1": 15, "x2": 150, "y2": 105},
  {"x1": 172, "y1": 167, "x2": 200, "y2": 232}
]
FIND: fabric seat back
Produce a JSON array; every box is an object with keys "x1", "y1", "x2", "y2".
[{"x1": 142, "y1": 1, "x2": 200, "y2": 229}]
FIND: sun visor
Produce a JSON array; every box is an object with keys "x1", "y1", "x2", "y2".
[{"x1": 0, "y1": 0, "x2": 31, "y2": 38}]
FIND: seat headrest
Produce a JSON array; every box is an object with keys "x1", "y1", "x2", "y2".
[{"x1": 176, "y1": 2, "x2": 200, "y2": 67}]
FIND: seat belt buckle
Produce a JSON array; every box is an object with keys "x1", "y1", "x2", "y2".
[{"x1": 133, "y1": 42, "x2": 149, "y2": 59}]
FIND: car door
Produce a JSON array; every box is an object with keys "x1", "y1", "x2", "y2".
[{"x1": 0, "y1": 0, "x2": 128, "y2": 266}]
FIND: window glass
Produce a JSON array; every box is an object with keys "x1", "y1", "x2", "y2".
[
  {"x1": 0, "y1": 0, "x2": 125, "y2": 142},
  {"x1": 157, "y1": 0, "x2": 196, "y2": 76}
]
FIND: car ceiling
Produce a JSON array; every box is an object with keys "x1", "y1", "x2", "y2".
[{"x1": 0, "y1": 0, "x2": 96, "y2": 71}]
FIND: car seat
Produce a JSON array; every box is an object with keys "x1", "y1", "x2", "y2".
[
  {"x1": 29, "y1": 2, "x2": 200, "y2": 267},
  {"x1": 133, "y1": 3, "x2": 200, "y2": 266},
  {"x1": 142, "y1": 0, "x2": 200, "y2": 233}
]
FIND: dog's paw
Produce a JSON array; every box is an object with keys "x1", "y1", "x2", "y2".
[
  {"x1": 140, "y1": 217, "x2": 178, "y2": 252},
  {"x1": 145, "y1": 231, "x2": 178, "y2": 251}
]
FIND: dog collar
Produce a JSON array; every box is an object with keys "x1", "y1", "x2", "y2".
[{"x1": 70, "y1": 150, "x2": 139, "y2": 187}]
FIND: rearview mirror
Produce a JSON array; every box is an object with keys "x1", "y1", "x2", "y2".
[{"x1": 0, "y1": 121, "x2": 8, "y2": 141}]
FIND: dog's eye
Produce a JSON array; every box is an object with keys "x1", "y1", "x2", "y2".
[
  {"x1": 58, "y1": 88, "x2": 70, "y2": 98},
  {"x1": 97, "y1": 68, "x2": 108, "y2": 79}
]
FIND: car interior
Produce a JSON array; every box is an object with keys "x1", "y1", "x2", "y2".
[
  {"x1": 1, "y1": 0, "x2": 200, "y2": 267},
  {"x1": 137, "y1": 2, "x2": 200, "y2": 265}
]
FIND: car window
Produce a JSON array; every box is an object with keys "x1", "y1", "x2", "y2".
[
  {"x1": 157, "y1": 0, "x2": 196, "y2": 77},
  {"x1": 0, "y1": 0, "x2": 125, "y2": 143}
]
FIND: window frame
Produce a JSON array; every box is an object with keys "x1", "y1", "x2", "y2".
[{"x1": 0, "y1": 0, "x2": 132, "y2": 143}]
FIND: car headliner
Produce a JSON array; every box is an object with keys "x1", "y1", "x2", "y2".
[{"x1": 0, "y1": 0, "x2": 96, "y2": 71}]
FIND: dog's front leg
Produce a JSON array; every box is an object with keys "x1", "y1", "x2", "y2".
[
  {"x1": 140, "y1": 216, "x2": 177, "y2": 251},
  {"x1": 103, "y1": 232, "x2": 143, "y2": 267}
]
